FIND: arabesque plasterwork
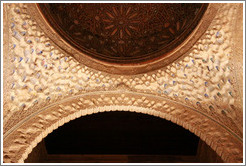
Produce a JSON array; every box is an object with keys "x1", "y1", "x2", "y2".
[{"x1": 2, "y1": 3, "x2": 243, "y2": 163}]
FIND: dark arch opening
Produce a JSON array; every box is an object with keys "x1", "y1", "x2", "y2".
[{"x1": 25, "y1": 111, "x2": 223, "y2": 163}]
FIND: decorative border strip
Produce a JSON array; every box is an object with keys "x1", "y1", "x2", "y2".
[{"x1": 3, "y1": 92, "x2": 243, "y2": 163}]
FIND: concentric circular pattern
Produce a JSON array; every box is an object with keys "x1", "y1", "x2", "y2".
[{"x1": 38, "y1": 3, "x2": 208, "y2": 64}]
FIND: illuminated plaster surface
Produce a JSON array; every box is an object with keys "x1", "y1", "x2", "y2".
[{"x1": 3, "y1": 3, "x2": 243, "y2": 163}]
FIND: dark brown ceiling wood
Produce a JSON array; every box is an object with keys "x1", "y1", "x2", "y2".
[{"x1": 38, "y1": 3, "x2": 208, "y2": 64}]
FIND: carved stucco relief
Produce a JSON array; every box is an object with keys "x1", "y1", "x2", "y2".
[
  {"x1": 3, "y1": 92, "x2": 243, "y2": 163},
  {"x1": 2, "y1": 3, "x2": 243, "y2": 163}
]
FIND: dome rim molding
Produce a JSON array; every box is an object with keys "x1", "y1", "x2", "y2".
[{"x1": 27, "y1": 3, "x2": 220, "y2": 75}]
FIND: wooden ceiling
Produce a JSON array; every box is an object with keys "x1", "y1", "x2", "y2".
[{"x1": 38, "y1": 3, "x2": 208, "y2": 64}]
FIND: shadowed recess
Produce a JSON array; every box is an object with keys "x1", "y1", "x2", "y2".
[{"x1": 44, "y1": 111, "x2": 199, "y2": 155}]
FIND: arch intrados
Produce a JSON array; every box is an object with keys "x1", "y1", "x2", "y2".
[{"x1": 3, "y1": 93, "x2": 243, "y2": 163}]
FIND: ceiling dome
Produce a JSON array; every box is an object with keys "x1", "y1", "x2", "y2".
[{"x1": 38, "y1": 3, "x2": 208, "y2": 64}]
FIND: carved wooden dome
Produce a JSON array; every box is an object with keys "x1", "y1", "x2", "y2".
[{"x1": 38, "y1": 3, "x2": 208, "y2": 64}]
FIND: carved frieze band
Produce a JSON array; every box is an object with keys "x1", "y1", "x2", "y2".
[{"x1": 3, "y1": 92, "x2": 243, "y2": 163}]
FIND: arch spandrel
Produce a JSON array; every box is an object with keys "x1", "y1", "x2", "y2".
[{"x1": 2, "y1": 3, "x2": 243, "y2": 163}]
